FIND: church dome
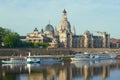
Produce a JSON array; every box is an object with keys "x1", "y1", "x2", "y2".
[
  {"x1": 58, "y1": 9, "x2": 71, "y2": 33},
  {"x1": 45, "y1": 24, "x2": 54, "y2": 33},
  {"x1": 58, "y1": 21, "x2": 71, "y2": 31},
  {"x1": 84, "y1": 30, "x2": 91, "y2": 35}
]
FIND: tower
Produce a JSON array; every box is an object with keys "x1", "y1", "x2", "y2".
[
  {"x1": 72, "y1": 26, "x2": 76, "y2": 35},
  {"x1": 58, "y1": 9, "x2": 71, "y2": 33},
  {"x1": 58, "y1": 9, "x2": 72, "y2": 48}
]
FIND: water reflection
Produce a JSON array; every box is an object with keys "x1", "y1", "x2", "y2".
[{"x1": 1, "y1": 60, "x2": 120, "y2": 80}]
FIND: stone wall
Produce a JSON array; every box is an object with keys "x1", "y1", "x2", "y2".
[
  {"x1": 0, "y1": 48, "x2": 71, "y2": 56},
  {"x1": 0, "y1": 48, "x2": 120, "y2": 56}
]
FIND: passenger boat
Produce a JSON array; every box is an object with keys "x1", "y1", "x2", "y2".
[
  {"x1": 71, "y1": 52, "x2": 98, "y2": 61},
  {"x1": 71, "y1": 52, "x2": 116, "y2": 61},
  {"x1": 97, "y1": 53, "x2": 116, "y2": 60},
  {"x1": 2, "y1": 57, "x2": 27, "y2": 64},
  {"x1": 27, "y1": 52, "x2": 41, "y2": 63},
  {"x1": 1, "y1": 52, "x2": 41, "y2": 64},
  {"x1": 26, "y1": 56, "x2": 41, "y2": 63},
  {"x1": 27, "y1": 53, "x2": 62, "y2": 63},
  {"x1": 2, "y1": 52, "x2": 62, "y2": 64}
]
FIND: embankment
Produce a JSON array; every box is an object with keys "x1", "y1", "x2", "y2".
[{"x1": 0, "y1": 48, "x2": 120, "y2": 56}]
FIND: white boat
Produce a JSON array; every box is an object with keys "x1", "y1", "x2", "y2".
[
  {"x1": 71, "y1": 52, "x2": 116, "y2": 61},
  {"x1": 27, "y1": 56, "x2": 41, "y2": 63},
  {"x1": 71, "y1": 52, "x2": 98, "y2": 61},
  {"x1": 2, "y1": 52, "x2": 41, "y2": 64},
  {"x1": 27, "y1": 52, "x2": 62, "y2": 63},
  {"x1": 97, "y1": 53, "x2": 116, "y2": 60},
  {"x1": 2, "y1": 52, "x2": 62, "y2": 64},
  {"x1": 27, "y1": 52, "x2": 41, "y2": 63},
  {"x1": 2, "y1": 57, "x2": 27, "y2": 64}
]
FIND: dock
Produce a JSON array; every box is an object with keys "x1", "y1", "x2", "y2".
[{"x1": 0, "y1": 55, "x2": 74, "y2": 59}]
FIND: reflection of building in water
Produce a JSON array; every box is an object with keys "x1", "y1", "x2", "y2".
[
  {"x1": 59, "y1": 64, "x2": 73, "y2": 80},
  {"x1": 101, "y1": 65, "x2": 110, "y2": 80},
  {"x1": 59, "y1": 68, "x2": 67, "y2": 80},
  {"x1": 71, "y1": 62, "x2": 112, "y2": 80},
  {"x1": 0, "y1": 64, "x2": 2, "y2": 80},
  {"x1": 27, "y1": 74, "x2": 44, "y2": 80},
  {"x1": 27, "y1": 66, "x2": 58, "y2": 80},
  {"x1": 1, "y1": 61, "x2": 119, "y2": 80},
  {"x1": 84, "y1": 65, "x2": 91, "y2": 80}
]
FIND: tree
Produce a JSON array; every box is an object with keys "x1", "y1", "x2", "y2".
[
  {"x1": 0, "y1": 27, "x2": 11, "y2": 46},
  {"x1": 3, "y1": 33, "x2": 22, "y2": 48},
  {"x1": 40, "y1": 42, "x2": 49, "y2": 48}
]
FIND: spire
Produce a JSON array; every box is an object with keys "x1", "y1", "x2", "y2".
[
  {"x1": 72, "y1": 26, "x2": 76, "y2": 35},
  {"x1": 63, "y1": 9, "x2": 67, "y2": 13},
  {"x1": 62, "y1": 9, "x2": 67, "y2": 21}
]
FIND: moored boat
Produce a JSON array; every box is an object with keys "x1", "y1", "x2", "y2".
[
  {"x1": 26, "y1": 52, "x2": 41, "y2": 63},
  {"x1": 97, "y1": 53, "x2": 116, "y2": 60},
  {"x1": 1, "y1": 52, "x2": 62, "y2": 64},
  {"x1": 71, "y1": 52, "x2": 116, "y2": 61},
  {"x1": 2, "y1": 57, "x2": 27, "y2": 64},
  {"x1": 71, "y1": 52, "x2": 98, "y2": 61}
]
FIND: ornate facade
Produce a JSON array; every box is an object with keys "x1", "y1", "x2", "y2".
[{"x1": 26, "y1": 9, "x2": 110, "y2": 48}]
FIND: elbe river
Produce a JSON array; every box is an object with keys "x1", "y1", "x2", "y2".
[{"x1": 0, "y1": 59, "x2": 120, "y2": 80}]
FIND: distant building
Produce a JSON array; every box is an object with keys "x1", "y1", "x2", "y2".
[
  {"x1": 110, "y1": 38, "x2": 120, "y2": 48},
  {"x1": 26, "y1": 9, "x2": 110, "y2": 48}
]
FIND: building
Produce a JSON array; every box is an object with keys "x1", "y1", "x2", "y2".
[
  {"x1": 110, "y1": 38, "x2": 120, "y2": 48},
  {"x1": 26, "y1": 9, "x2": 110, "y2": 48}
]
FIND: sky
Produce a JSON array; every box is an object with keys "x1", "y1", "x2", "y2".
[{"x1": 0, "y1": 0, "x2": 120, "y2": 38}]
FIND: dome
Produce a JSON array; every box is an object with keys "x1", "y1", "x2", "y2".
[
  {"x1": 45, "y1": 24, "x2": 54, "y2": 33},
  {"x1": 84, "y1": 30, "x2": 91, "y2": 35},
  {"x1": 58, "y1": 9, "x2": 71, "y2": 33},
  {"x1": 58, "y1": 20, "x2": 71, "y2": 32},
  {"x1": 34, "y1": 28, "x2": 38, "y2": 31}
]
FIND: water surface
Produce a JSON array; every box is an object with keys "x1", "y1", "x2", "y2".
[{"x1": 0, "y1": 60, "x2": 120, "y2": 80}]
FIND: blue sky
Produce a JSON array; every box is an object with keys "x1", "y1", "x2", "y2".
[{"x1": 0, "y1": 0, "x2": 120, "y2": 38}]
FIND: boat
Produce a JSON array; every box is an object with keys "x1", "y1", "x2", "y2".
[
  {"x1": 2, "y1": 57, "x2": 27, "y2": 64},
  {"x1": 27, "y1": 52, "x2": 41, "y2": 63},
  {"x1": 27, "y1": 56, "x2": 41, "y2": 63},
  {"x1": 71, "y1": 52, "x2": 98, "y2": 61},
  {"x1": 97, "y1": 53, "x2": 116, "y2": 60},
  {"x1": 2, "y1": 52, "x2": 62, "y2": 64},
  {"x1": 71, "y1": 52, "x2": 116, "y2": 61},
  {"x1": 27, "y1": 52, "x2": 62, "y2": 63},
  {"x1": 1, "y1": 52, "x2": 41, "y2": 64}
]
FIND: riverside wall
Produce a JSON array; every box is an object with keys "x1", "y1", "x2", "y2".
[{"x1": 0, "y1": 48, "x2": 120, "y2": 56}]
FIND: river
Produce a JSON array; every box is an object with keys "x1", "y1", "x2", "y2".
[{"x1": 0, "y1": 59, "x2": 120, "y2": 80}]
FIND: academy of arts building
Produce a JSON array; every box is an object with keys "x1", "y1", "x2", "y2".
[{"x1": 26, "y1": 9, "x2": 110, "y2": 48}]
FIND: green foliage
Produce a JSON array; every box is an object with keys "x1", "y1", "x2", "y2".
[
  {"x1": 40, "y1": 42, "x2": 49, "y2": 48},
  {"x1": 0, "y1": 27, "x2": 12, "y2": 47},
  {"x1": 3, "y1": 33, "x2": 22, "y2": 48},
  {"x1": 33, "y1": 43, "x2": 40, "y2": 47},
  {"x1": 0, "y1": 27, "x2": 49, "y2": 48},
  {"x1": 20, "y1": 42, "x2": 49, "y2": 48},
  {"x1": 0, "y1": 27, "x2": 11, "y2": 36}
]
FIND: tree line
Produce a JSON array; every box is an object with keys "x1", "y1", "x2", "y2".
[{"x1": 0, "y1": 27, "x2": 49, "y2": 48}]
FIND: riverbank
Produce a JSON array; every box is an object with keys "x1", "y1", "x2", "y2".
[{"x1": 0, "y1": 48, "x2": 120, "y2": 57}]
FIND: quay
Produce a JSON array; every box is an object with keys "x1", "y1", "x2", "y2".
[
  {"x1": 0, "y1": 48, "x2": 120, "y2": 59},
  {"x1": 0, "y1": 55, "x2": 74, "y2": 60}
]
